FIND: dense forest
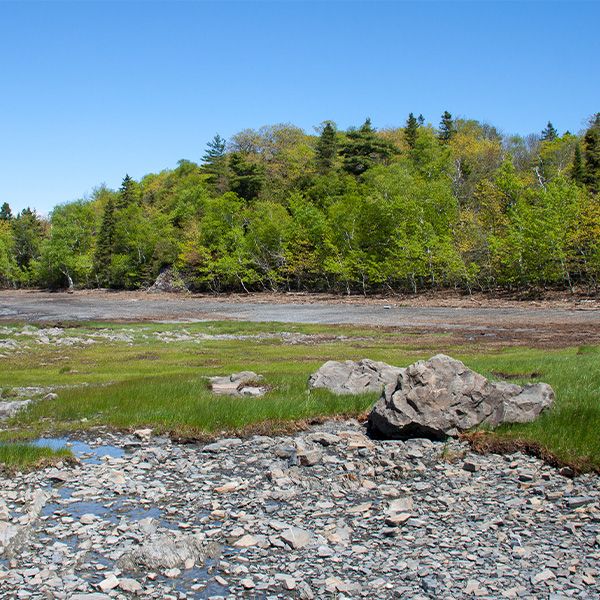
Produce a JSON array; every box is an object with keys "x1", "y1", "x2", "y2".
[{"x1": 1, "y1": 112, "x2": 599, "y2": 294}]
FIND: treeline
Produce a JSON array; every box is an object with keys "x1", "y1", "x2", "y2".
[{"x1": 1, "y1": 112, "x2": 599, "y2": 294}]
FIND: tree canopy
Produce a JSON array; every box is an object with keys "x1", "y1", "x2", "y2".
[{"x1": 1, "y1": 112, "x2": 599, "y2": 293}]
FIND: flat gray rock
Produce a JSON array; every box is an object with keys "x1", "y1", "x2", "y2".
[
  {"x1": 308, "y1": 359, "x2": 404, "y2": 395},
  {"x1": 117, "y1": 531, "x2": 220, "y2": 570},
  {"x1": 0, "y1": 399, "x2": 31, "y2": 420},
  {"x1": 209, "y1": 371, "x2": 266, "y2": 397}
]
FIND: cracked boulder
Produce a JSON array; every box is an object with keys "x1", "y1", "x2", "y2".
[
  {"x1": 368, "y1": 354, "x2": 554, "y2": 440},
  {"x1": 308, "y1": 359, "x2": 404, "y2": 395}
]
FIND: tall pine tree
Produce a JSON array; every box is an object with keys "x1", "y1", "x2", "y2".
[
  {"x1": 541, "y1": 121, "x2": 558, "y2": 142},
  {"x1": 201, "y1": 134, "x2": 228, "y2": 193},
  {"x1": 94, "y1": 198, "x2": 116, "y2": 286},
  {"x1": 0, "y1": 202, "x2": 12, "y2": 221},
  {"x1": 202, "y1": 134, "x2": 226, "y2": 164},
  {"x1": 116, "y1": 174, "x2": 137, "y2": 209},
  {"x1": 571, "y1": 144, "x2": 585, "y2": 185},
  {"x1": 315, "y1": 122, "x2": 338, "y2": 173},
  {"x1": 405, "y1": 113, "x2": 419, "y2": 149},
  {"x1": 583, "y1": 115, "x2": 600, "y2": 193},
  {"x1": 340, "y1": 118, "x2": 396, "y2": 176},
  {"x1": 438, "y1": 111, "x2": 455, "y2": 143},
  {"x1": 229, "y1": 153, "x2": 264, "y2": 202}
]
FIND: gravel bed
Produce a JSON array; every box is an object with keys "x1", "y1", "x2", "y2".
[{"x1": 1, "y1": 421, "x2": 599, "y2": 599}]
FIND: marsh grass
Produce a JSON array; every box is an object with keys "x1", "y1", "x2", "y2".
[
  {"x1": 0, "y1": 443, "x2": 73, "y2": 471},
  {"x1": 0, "y1": 322, "x2": 599, "y2": 470}
]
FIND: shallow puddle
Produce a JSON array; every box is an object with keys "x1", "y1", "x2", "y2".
[{"x1": 32, "y1": 437, "x2": 125, "y2": 464}]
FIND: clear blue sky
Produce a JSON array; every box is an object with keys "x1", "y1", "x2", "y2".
[{"x1": 1, "y1": 1, "x2": 598, "y2": 214}]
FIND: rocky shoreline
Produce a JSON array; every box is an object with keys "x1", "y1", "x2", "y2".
[{"x1": 1, "y1": 421, "x2": 599, "y2": 599}]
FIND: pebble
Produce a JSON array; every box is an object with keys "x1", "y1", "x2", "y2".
[{"x1": 0, "y1": 420, "x2": 598, "y2": 599}]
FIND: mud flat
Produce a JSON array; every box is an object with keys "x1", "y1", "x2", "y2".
[{"x1": 2, "y1": 290, "x2": 600, "y2": 346}]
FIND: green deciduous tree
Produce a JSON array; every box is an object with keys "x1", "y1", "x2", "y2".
[
  {"x1": 4, "y1": 112, "x2": 600, "y2": 295},
  {"x1": 37, "y1": 201, "x2": 96, "y2": 288},
  {"x1": 0, "y1": 221, "x2": 17, "y2": 285},
  {"x1": 12, "y1": 208, "x2": 46, "y2": 279}
]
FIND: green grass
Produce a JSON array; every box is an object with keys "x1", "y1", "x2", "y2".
[
  {"x1": 0, "y1": 443, "x2": 73, "y2": 471},
  {"x1": 1, "y1": 321, "x2": 599, "y2": 471}
]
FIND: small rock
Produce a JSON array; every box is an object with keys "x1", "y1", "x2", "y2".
[
  {"x1": 98, "y1": 574, "x2": 119, "y2": 592},
  {"x1": 164, "y1": 568, "x2": 181, "y2": 578},
  {"x1": 567, "y1": 496, "x2": 594, "y2": 509},
  {"x1": 281, "y1": 527, "x2": 312, "y2": 549},
  {"x1": 133, "y1": 428, "x2": 153, "y2": 441},
  {"x1": 233, "y1": 534, "x2": 258, "y2": 548},
  {"x1": 118, "y1": 578, "x2": 142, "y2": 594},
  {"x1": 298, "y1": 449, "x2": 323, "y2": 467},
  {"x1": 385, "y1": 512, "x2": 413, "y2": 526},
  {"x1": 531, "y1": 569, "x2": 556, "y2": 585},
  {"x1": 559, "y1": 466, "x2": 575, "y2": 478},
  {"x1": 463, "y1": 461, "x2": 478, "y2": 473}
]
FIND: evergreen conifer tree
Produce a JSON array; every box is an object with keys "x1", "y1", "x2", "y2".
[
  {"x1": 541, "y1": 121, "x2": 558, "y2": 142},
  {"x1": 583, "y1": 114, "x2": 600, "y2": 193},
  {"x1": 405, "y1": 113, "x2": 419, "y2": 149},
  {"x1": 340, "y1": 118, "x2": 396, "y2": 175},
  {"x1": 94, "y1": 198, "x2": 116, "y2": 286},
  {"x1": 571, "y1": 144, "x2": 585, "y2": 184},
  {"x1": 360, "y1": 117, "x2": 374, "y2": 133},
  {"x1": 229, "y1": 153, "x2": 264, "y2": 201},
  {"x1": 438, "y1": 111, "x2": 455, "y2": 142},
  {"x1": 418, "y1": 114, "x2": 425, "y2": 126},
  {"x1": 201, "y1": 134, "x2": 228, "y2": 193},
  {"x1": 117, "y1": 174, "x2": 137, "y2": 209},
  {"x1": 315, "y1": 122, "x2": 338, "y2": 173},
  {"x1": 202, "y1": 134, "x2": 226, "y2": 164},
  {"x1": 0, "y1": 202, "x2": 12, "y2": 221}
]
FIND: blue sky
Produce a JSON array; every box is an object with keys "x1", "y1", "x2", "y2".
[{"x1": 1, "y1": 1, "x2": 599, "y2": 214}]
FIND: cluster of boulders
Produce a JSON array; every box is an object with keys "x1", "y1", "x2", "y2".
[{"x1": 309, "y1": 354, "x2": 554, "y2": 440}]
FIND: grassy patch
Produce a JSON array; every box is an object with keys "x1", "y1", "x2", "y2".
[
  {"x1": 0, "y1": 443, "x2": 73, "y2": 472},
  {"x1": 0, "y1": 321, "x2": 599, "y2": 470}
]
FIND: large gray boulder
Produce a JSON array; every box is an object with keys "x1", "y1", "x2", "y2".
[
  {"x1": 309, "y1": 359, "x2": 404, "y2": 395},
  {"x1": 368, "y1": 354, "x2": 554, "y2": 440},
  {"x1": 147, "y1": 267, "x2": 189, "y2": 294}
]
